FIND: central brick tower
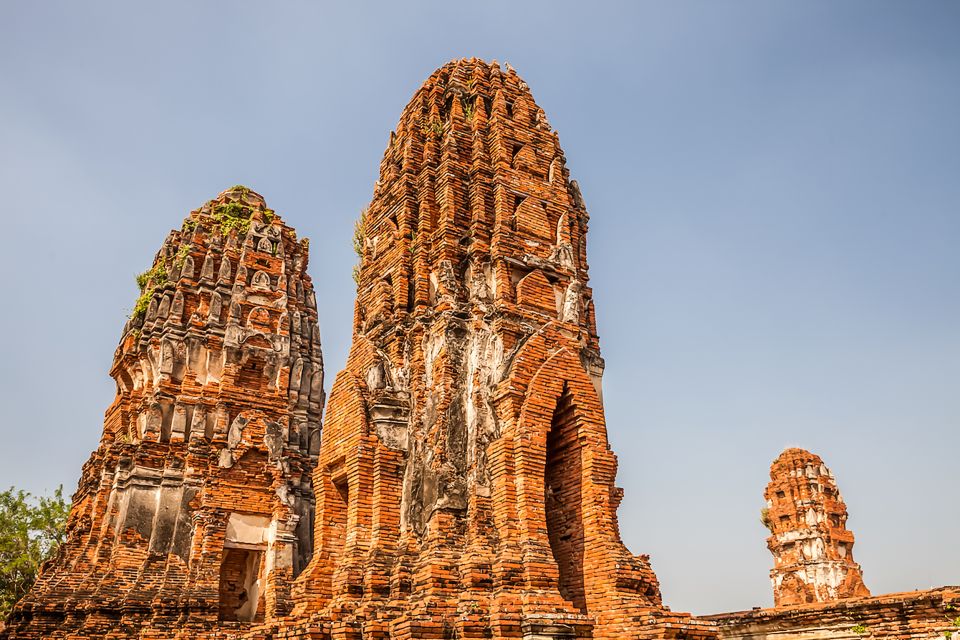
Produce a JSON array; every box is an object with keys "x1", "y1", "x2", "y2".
[{"x1": 288, "y1": 59, "x2": 710, "y2": 640}]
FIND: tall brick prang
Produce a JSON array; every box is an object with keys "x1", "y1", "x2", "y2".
[
  {"x1": 763, "y1": 448, "x2": 870, "y2": 607},
  {"x1": 283, "y1": 58, "x2": 712, "y2": 640},
  {"x1": 2, "y1": 186, "x2": 324, "y2": 638}
]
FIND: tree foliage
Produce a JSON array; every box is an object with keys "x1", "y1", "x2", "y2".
[{"x1": 0, "y1": 486, "x2": 70, "y2": 619}]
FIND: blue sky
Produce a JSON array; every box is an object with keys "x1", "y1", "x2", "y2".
[{"x1": 1, "y1": 0, "x2": 957, "y2": 615}]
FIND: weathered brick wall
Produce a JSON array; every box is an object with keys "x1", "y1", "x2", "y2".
[
  {"x1": 1, "y1": 187, "x2": 324, "y2": 639},
  {"x1": 707, "y1": 588, "x2": 960, "y2": 639}
]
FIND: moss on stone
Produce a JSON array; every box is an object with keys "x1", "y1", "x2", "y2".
[
  {"x1": 212, "y1": 202, "x2": 252, "y2": 236},
  {"x1": 132, "y1": 259, "x2": 168, "y2": 319}
]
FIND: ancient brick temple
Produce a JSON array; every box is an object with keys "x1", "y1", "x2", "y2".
[
  {"x1": 2, "y1": 187, "x2": 324, "y2": 637},
  {"x1": 762, "y1": 448, "x2": 870, "y2": 607},
  {"x1": 3, "y1": 60, "x2": 957, "y2": 640}
]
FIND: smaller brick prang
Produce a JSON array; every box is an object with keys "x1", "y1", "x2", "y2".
[{"x1": 763, "y1": 448, "x2": 870, "y2": 607}]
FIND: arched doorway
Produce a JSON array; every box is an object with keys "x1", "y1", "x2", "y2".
[{"x1": 544, "y1": 384, "x2": 586, "y2": 613}]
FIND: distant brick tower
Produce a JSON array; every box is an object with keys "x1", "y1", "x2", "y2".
[
  {"x1": 3, "y1": 187, "x2": 323, "y2": 638},
  {"x1": 287, "y1": 59, "x2": 712, "y2": 640},
  {"x1": 763, "y1": 448, "x2": 870, "y2": 606}
]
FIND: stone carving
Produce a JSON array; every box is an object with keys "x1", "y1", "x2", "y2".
[
  {"x1": 218, "y1": 254, "x2": 232, "y2": 282},
  {"x1": 209, "y1": 291, "x2": 223, "y2": 323},
  {"x1": 560, "y1": 279, "x2": 582, "y2": 324},
  {"x1": 180, "y1": 254, "x2": 194, "y2": 280},
  {"x1": 252, "y1": 270, "x2": 271, "y2": 290},
  {"x1": 200, "y1": 252, "x2": 215, "y2": 281}
]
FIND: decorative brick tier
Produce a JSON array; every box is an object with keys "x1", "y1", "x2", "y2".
[{"x1": 2, "y1": 187, "x2": 324, "y2": 638}]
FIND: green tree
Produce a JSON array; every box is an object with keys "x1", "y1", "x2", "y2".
[{"x1": 0, "y1": 486, "x2": 70, "y2": 619}]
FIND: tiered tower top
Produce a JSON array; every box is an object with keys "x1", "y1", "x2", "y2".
[{"x1": 352, "y1": 58, "x2": 597, "y2": 347}]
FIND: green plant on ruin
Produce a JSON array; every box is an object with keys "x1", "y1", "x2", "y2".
[
  {"x1": 132, "y1": 259, "x2": 168, "y2": 319},
  {"x1": 850, "y1": 624, "x2": 869, "y2": 636},
  {"x1": 212, "y1": 201, "x2": 253, "y2": 237},
  {"x1": 173, "y1": 243, "x2": 191, "y2": 269},
  {"x1": 760, "y1": 507, "x2": 773, "y2": 532},
  {"x1": 352, "y1": 213, "x2": 367, "y2": 259},
  {"x1": 936, "y1": 605, "x2": 960, "y2": 639},
  {"x1": 421, "y1": 116, "x2": 443, "y2": 139},
  {"x1": 461, "y1": 97, "x2": 475, "y2": 122},
  {"x1": 263, "y1": 208, "x2": 275, "y2": 224},
  {"x1": 182, "y1": 218, "x2": 197, "y2": 233},
  {"x1": 408, "y1": 229, "x2": 417, "y2": 253},
  {"x1": 132, "y1": 291, "x2": 152, "y2": 319},
  {"x1": 349, "y1": 211, "x2": 368, "y2": 289}
]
